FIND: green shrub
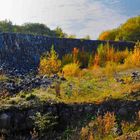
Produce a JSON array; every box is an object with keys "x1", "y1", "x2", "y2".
[{"x1": 31, "y1": 112, "x2": 58, "y2": 136}]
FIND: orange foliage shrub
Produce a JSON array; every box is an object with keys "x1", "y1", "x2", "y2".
[
  {"x1": 80, "y1": 127, "x2": 94, "y2": 140},
  {"x1": 114, "y1": 49, "x2": 129, "y2": 63},
  {"x1": 94, "y1": 54, "x2": 100, "y2": 67},
  {"x1": 94, "y1": 44, "x2": 115, "y2": 66},
  {"x1": 89, "y1": 132, "x2": 94, "y2": 140},
  {"x1": 73, "y1": 47, "x2": 79, "y2": 63},
  {"x1": 80, "y1": 127, "x2": 90, "y2": 140},
  {"x1": 80, "y1": 112, "x2": 116, "y2": 139},
  {"x1": 103, "y1": 112, "x2": 116, "y2": 134},
  {"x1": 106, "y1": 46, "x2": 115, "y2": 62},
  {"x1": 94, "y1": 43, "x2": 130, "y2": 67},
  {"x1": 62, "y1": 47, "x2": 92, "y2": 68}
]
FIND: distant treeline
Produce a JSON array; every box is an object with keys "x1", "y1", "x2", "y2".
[
  {"x1": 0, "y1": 20, "x2": 68, "y2": 38},
  {"x1": 0, "y1": 20, "x2": 91, "y2": 39},
  {"x1": 0, "y1": 15, "x2": 139, "y2": 41},
  {"x1": 99, "y1": 16, "x2": 140, "y2": 42}
]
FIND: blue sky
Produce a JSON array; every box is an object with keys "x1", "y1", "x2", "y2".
[{"x1": 0, "y1": 0, "x2": 139, "y2": 39}]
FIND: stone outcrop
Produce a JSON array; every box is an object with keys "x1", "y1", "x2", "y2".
[
  {"x1": 0, "y1": 74, "x2": 61, "y2": 96},
  {"x1": 0, "y1": 33, "x2": 135, "y2": 74},
  {"x1": 0, "y1": 99, "x2": 139, "y2": 139}
]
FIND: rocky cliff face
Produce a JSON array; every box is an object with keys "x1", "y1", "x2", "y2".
[
  {"x1": 0, "y1": 33, "x2": 135, "y2": 74},
  {"x1": 0, "y1": 100, "x2": 139, "y2": 139}
]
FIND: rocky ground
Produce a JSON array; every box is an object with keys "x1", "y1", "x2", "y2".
[
  {"x1": 0, "y1": 71, "x2": 66, "y2": 97},
  {"x1": 0, "y1": 68, "x2": 140, "y2": 140}
]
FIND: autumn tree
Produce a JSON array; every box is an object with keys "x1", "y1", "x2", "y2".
[
  {"x1": 0, "y1": 20, "x2": 69, "y2": 38},
  {"x1": 98, "y1": 16, "x2": 140, "y2": 41},
  {"x1": 0, "y1": 20, "x2": 13, "y2": 32},
  {"x1": 116, "y1": 16, "x2": 140, "y2": 41},
  {"x1": 39, "y1": 45, "x2": 61, "y2": 75},
  {"x1": 99, "y1": 29, "x2": 118, "y2": 41}
]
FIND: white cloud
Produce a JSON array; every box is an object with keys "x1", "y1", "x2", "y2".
[{"x1": 0, "y1": 0, "x2": 130, "y2": 39}]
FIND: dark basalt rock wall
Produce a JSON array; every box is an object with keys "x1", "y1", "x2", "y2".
[
  {"x1": 0, "y1": 100, "x2": 139, "y2": 139},
  {"x1": 0, "y1": 33, "x2": 135, "y2": 73}
]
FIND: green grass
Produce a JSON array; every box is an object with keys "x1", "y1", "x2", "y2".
[{"x1": 59, "y1": 75, "x2": 130, "y2": 103}]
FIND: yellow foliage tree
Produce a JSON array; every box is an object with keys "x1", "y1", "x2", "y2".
[{"x1": 39, "y1": 45, "x2": 61, "y2": 75}]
